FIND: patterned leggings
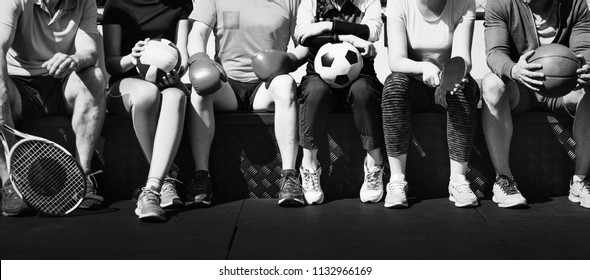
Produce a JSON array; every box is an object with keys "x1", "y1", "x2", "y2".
[{"x1": 381, "y1": 72, "x2": 480, "y2": 162}]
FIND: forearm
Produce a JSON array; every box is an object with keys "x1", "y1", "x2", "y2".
[
  {"x1": 389, "y1": 58, "x2": 431, "y2": 76},
  {"x1": 105, "y1": 54, "x2": 135, "y2": 75}
]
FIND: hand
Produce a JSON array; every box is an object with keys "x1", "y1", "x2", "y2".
[
  {"x1": 296, "y1": 22, "x2": 330, "y2": 45},
  {"x1": 576, "y1": 54, "x2": 590, "y2": 89},
  {"x1": 421, "y1": 62, "x2": 441, "y2": 88},
  {"x1": 350, "y1": 38, "x2": 377, "y2": 59},
  {"x1": 450, "y1": 78, "x2": 469, "y2": 95},
  {"x1": 42, "y1": 53, "x2": 79, "y2": 78},
  {"x1": 129, "y1": 38, "x2": 151, "y2": 64},
  {"x1": 434, "y1": 86, "x2": 447, "y2": 108},
  {"x1": 158, "y1": 69, "x2": 181, "y2": 88},
  {"x1": 510, "y1": 50, "x2": 544, "y2": 92}
]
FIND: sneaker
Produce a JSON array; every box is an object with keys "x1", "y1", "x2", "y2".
[
  {"x1": 492, "y1": 175, "x2": 527, "y2": 208},
  {"x1": 360, "y1": 160, "x2": 384, "y2": 203},
  {"x1": 384, "y1": 178, "x2": 408, "y2": 208},
  {"x1": 78, "y1": 171, "x2": 104, "y2": 209},
  {"x1": 448, "y1": 175, "x2": 478, "y2": 208},
  {"x1": 278, "y1": 169, "x2": 305, "y2": 206},
  {"x1": 568, "y1": 179, "x2": 590, "y2": 209},
  {"x1": 185, "y1": 170, "x2": 214, "y2": 206},
  {"x1": 135, "y1": 186, "x2": 165, "y2": 222},
  {"x1": 300, "y1": 166, "x2": 324, "y2": 205},
  {"x1": 1, "y1": 181, "x2": 31, "y2": 216},
  {"x1": 160, "y1": 177, "x2": 183, "y2": 209}
]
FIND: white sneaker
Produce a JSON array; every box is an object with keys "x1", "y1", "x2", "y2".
[
  {"x1": 160, "y1": 177, "x2": 183, "y2": 209},
  {"x1": 360, "y1": 160, "x2": 384, "y2": 203},
  {"x1": 492, "y1": 175, "x2": 527, "y2": 208},
  {"x1": 448, "y1": 175, "x2": 478, "y2": 208},
  {"x1": 568, "y1": 179, "x2": 590, "y2": 209},
  {"x1": 300, "y1": 166, "x2": 324, "y2": 205},
  {"x1": 384, "y1": 177, "x2": 408, "y2": 208}
]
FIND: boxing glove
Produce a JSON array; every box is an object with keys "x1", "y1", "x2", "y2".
[
  {"x1": 251, "y1": 50, "x2": 297, "y2": 82},
  {"x1": 188, "y1": 52, "x2": 227, "y2": 96}
]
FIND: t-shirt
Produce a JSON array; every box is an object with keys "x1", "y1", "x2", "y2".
[
  {"x1": 101, "y1": 0, "x2": 193, "y2": 83},
  {"x1": 386, "y1": 0, "x2": 475, "y2": 69},
  {"x1": 1, "y1": 0, "x2": 98, "y2": 76},
  {"x1": 189, "y1": 0, "x2": 300, "y2": 82},
  {"x1": 297, "y1": 0, "x2": 383, "y2": 77},
  {"x1": 531, "y1": 1, "x2": 559, "y2": 45}
]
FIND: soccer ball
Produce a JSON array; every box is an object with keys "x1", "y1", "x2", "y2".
[
  {"x1": 314, "y1": 42, "x2": 363, "y2": 88},
  {"x1": 135, "y1": 38, "x2": 181, "y2": 84}
]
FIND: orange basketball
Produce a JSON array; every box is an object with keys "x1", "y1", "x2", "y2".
[{"x1": 527, "y1": 44, "x2": 580, "y2": 98}]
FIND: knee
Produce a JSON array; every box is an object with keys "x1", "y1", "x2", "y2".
[
  {"x1": 300, "y1": 76, "x2": 331, "y2": 105},
  {"x1": 268, "y1": 74, "x2": 297, "y2": 103},
  {"x1": 349, "y1": 78, "x2": 378, "y2": 106},
  {"x1": 382, "y1": 72, "x2": 411, "y2": 101},
  {"x1": 161, "y1": 87, "x2": 188, "y2": 105},
  {"x1": 131, "y1": 85, "x2": 160, "y2": 112},
  {"x1": 481, "y1": 73, "x2": 507, "y2": 106},
  {"x1": 76, "y1": 67, "x2": 106, "y2": 98}
]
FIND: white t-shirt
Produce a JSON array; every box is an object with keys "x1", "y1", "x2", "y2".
[{"x1": 386, "y1": 0, "x2": 475, "y2": 69}]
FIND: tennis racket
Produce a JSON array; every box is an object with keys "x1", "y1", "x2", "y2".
[{"x1": 0, "y1": 124, "x2": 86, "y2": 216}]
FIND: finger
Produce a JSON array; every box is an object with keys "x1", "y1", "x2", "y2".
[
  {"x1": 520, "y1": 78, "x2": 540, "y2": 92},
  {"x1": 522, "y1": 50, "x2": 536, "y2": 61},
  {"x1": 48, "y1": 56, "x2": 68, "y2": 76},
  {"x1": 461, "y1": 78, "x2": 469, "y2": 83},
  {"x1": 577, "y1": 54, "x2": 587, "y2": 65},
  {"x1": 433, "y1": 74, "x2": 440, "y2": 86},
  {"x1": 520, "y1": 74, "x2": 544, "y2": 86},
  {"x1": 523, "y1": 63, "x2": 543, "y2": 71},
  {"x1": 576, "y1": 65, "x2": 590, "y2": 74},
  {"x1": 522, "y1": 69, "x2": 544, "y2": 79}
]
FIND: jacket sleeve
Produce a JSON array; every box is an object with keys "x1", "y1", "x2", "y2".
[
  {"x1": 569, "y1": 0, "x2": 590, "y2": 63},
  {"x1": 484, "y1": 0, "x2": 516, "y2": 79}
]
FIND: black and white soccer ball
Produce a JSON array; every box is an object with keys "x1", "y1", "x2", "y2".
[
  {"x1": 135, "y1": 38, "x2": 181, "y2": 84},
  {"x1": 314, "y1": 42, "x2": 363, "y2": 89}
]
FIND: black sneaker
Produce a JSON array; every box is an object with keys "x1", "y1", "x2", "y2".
[
  {"x1": 185, "y1": 170, "x2": 214, "y2": 206},
  {"x1": 278, "y1": 169, "x2": 305, "y2": 206},
  {"x1": 1, "y1": 181, "x2": 31, "y2": 216},
  {"x1": 78, "y1": 171, "x2": 105, "y2": 209}
]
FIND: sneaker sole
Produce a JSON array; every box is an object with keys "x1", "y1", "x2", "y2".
[
  {"x1": 492, "y1": 195, "x2": 527, "y2": 208},
  {"x1": 360, "y1": 192, "x2": 384, "y2": 203},
  {"x1": 568, "y1": 193, "x2": 580, "y2": 203},
  {"x1": 581, "y1": 201, "x2": 590, "y2": 209},
  {"x1": 161, "y1": 198, "x2": 184, "y2": 209},
  {"x1": 304, "y1": 194, "x2": 324, "y2": 205},
  {"x1": 135, "y1": 208, "x2": 166, "y2": 222},
  {"x1": 278, "y1": 197, "x2": 305, "y2": 207},
  {"x1": 449, "y1": 195, "x2": 478, "y2": 208},
  {"x1": 384, "y1": 201, "x2": 408, "y2": 208}
]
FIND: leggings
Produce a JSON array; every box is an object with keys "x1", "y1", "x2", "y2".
[
  {"x1": 381, "y1": 72, "x2": 480, "y2": 162},
  {"x1": 299, "y1": 75, "x2": 384, "y2": 151}
]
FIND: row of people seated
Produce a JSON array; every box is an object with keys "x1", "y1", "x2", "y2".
[{"x1": 1, "y1": 0, "x2": 589, "y2": 223}]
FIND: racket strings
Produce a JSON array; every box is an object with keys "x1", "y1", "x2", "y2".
[{"x1": 10, "y1": 140, "x2": 85, "y2": 215}]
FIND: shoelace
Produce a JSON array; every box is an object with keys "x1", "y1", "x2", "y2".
[
  {"x1": 582, "y1": 181, "x2": 590, "y2": 194},
  {"x1": 140, "y1": 188, "x2": 160, "y2": 204},
  {"x1": 161, "y1": 177, "x2": 182, "y2": 194},
  {"x1": 452, "y1": 180, "x2": 472, "y2": 193},
  {"x1": 282, "y1": 175, "x2": 299, "y2": 193},
  {"x1": 302, "y1": 170, "x2": 320, "y2": 191},
  {"x1": 85, "y1": 170, "x2": 103, "y2": 193},
  {"x1": 387, "y1": 181, "x2": 406, "y2": 194},
  {"x1": 365, "y1": 167, "x2": 382, "y2": 190},
  {"x1": 497, "y1": 177, "x2": 518, "y2": 195}
]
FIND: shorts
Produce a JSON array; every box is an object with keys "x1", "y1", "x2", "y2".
[
  {"x1": 10, "y1": 75, "x2": 69, "y2": 120},
  {"x1": 228, "y1": 78, "x2": 263, "y2": 111},
  {"x1": 513, "y1": 82, "x2": 572, "y2": 116}
]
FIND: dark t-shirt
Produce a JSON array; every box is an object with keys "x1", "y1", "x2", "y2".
[{"x1": 102, "y1": 0, "x2": 193, "y2": 83}]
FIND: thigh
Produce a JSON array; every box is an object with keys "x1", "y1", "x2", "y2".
[
  {"x1": 107, "y1": 78, "x2": 160, "y2": 116},
  {"x1": 190, "y1": 80, "x2": 239, "y2": 112},
  {"x1": 10, "y1": 75, "x2": 67, "y2": 120}
]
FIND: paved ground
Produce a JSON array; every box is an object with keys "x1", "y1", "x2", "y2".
[{"x1": 1, "y1": 196, "x2": 588, "y2": 260}]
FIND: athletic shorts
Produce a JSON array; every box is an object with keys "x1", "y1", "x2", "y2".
[
  {"x1": 513, "y1": 82, "x2": 572, "y2": 116},
  {"x1": 228, "y1": 78, "x2": 263, "y2": 111},
  {"x1": 10, "y1": 75, "x2": 69, "y2": 120}
]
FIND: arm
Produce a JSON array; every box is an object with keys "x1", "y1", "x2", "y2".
[
  {"x1": 484, "y1": 0, "x2": 517, "y2": 79},
  {"x1": 176, "y1": 19, "x2": 191, "y2": 76},
  {"x1": 187, "y1": 21, "x2": 212, "y2": 57},
  {"x1": 0, "y1": 1, "x2": 19, "y2": 122},
  {"x1": 450, "y1": 9, "x2": 475, "y2": 73},
  {"x1": 103, "y1": 24, "x2": 136, "y2": 75}
]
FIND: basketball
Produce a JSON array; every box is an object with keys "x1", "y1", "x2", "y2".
[
  {"x1": 527, "y1": 44, "x2": 580, "y2": 98},
  {"x1": 136, "y1": 38, "x2": 181, "y2": 84},
  {"x1": 314, "y1": 42, "x2": 363, "y2": 89}
]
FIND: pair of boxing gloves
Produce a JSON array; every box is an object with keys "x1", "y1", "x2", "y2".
[{"x1": 188, "y1": 50, "x2": 297, "y2": 96}]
